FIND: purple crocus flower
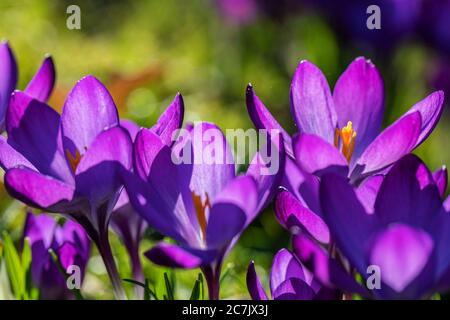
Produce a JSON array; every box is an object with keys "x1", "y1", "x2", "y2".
[
  {"x1": 308, "y1": 154, "x2": 450, "y2": 299},
  {"x1": 247, "y1": 57, "x2": 444, "y2": 185},
  {"x1": 23, "y1": 212, "x2": 90, "y2": 300},
  {"x1": 122, "y1": 121, "x2": 284, "y2": 299},
  {"x1": 0, "y1": 76, "x2": 132, "y2": 299},
  {"x1": 246, "y1": 248, "x2": 337, "y2": 300},
  {"x1": 0, "y1": 41, "x2": 55, "y2": 131}
]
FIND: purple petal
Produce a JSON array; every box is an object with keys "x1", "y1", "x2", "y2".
[
  {"x1": 281, "y1": 157, "x2": 322, "y2": 216},
  {"x1": 144, "y1": 243, "x2": 215, "y2": 269},
  {"x1": 120, "y1": 119, "x2": 140, "y2": 141},
  {"x1": 404, "y1": 91, "x2": 445, "y2": 148},
  {"x1": 293, "y1": 133, "x2": 348, "y2": 177},
  {"x1": 150, "y1": 93, "x2": 184, "y2": 146},
  {"x1": 24, "y1": 212, "x2": 57, "y2": 249},
  {"x1": 133, "y1": 128, "x2": 167, "y2": 180},
  {"x1": 75, "y1": 126, "x2": 132, "y2": 207},
  {"x1": 61, "y1": 76, "x2": 119, "y2": 157},
  {"x1": 272, "y1": 278, "x2": 316, "y2": 300},
  {"x1": 0, "y1": 41, "x2": 17, "y2": 130},
  {"x1": 445, "y1": 196, "x2": 450, "y2": 212},
  {"x1": 128, "y1": 129, "x2": 201, "y2": 245},
  {"x1": 374, "y1": 154, "x2": 442, "y2": 227},
  {"x1": 24, "y1": 56, "x2": 56, "y2": 102},
  {"x1": 333, "y1": 57, "x2": 384, "y2": 160},
  {"x1": 121, "y1": 170, "x2": 193, "y2": 245},
  {"x1": 212, "y1": 175, "x2": 258, "y2": 223},
  {"x1": 292, "y1": 234, "x2": 367, "y2": 295},
  {"x1": 320, "y1": 173, "x2": 377, "y2": 274},
  {"x1": 270, "y1": 249, "x2": 309, "y2": 294},
  {"x1": 0, "y1": 135, "x2": 36, "y2": 171},
  {"x1": 433, "y1": 166, "x2": 447, "y2": 198},
  {"x1": 189, "y1": 122, "x2": 235, "y2": 200},
  {"x1": 355, "y1": 174, "x2": 384, "y2": 214},
  {"x1": 5, "y1": 167, "x2": 75, "y2": 212},
  {"x1": 275, "y1": 190, "x2": 329, "y2": 244},
  {"x1": 206, "y1": 176, "x2": 257, "y2": 248},
  {"x1": 6, "y1": 91, "x2": 72, "y2": 182},
  {"x1": 246, "y1": 261, "x2": 269, "y2": 300},
  {"x1": 290, "y1": 60, "x2": 337, "y2": 143},
  {"x1": 370, "y1": 223, "x2": 434, "y2": 293},
  {"x1": 352, "y1": 111, "x2": 422, "y2": 180},
  {"x1": 246, "y1": 131, "x2": 285, "y2": 212},
  {"x1": 246, "y1": 84, "x2": 293, "y2": 155},
  {"x1": 57, "y1": 219, "x2": 90, "y2": 256}
]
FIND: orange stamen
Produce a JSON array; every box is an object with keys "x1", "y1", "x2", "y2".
[
  {"x1": 66, "y1": 149, "x2": 82, "y2": 172},
  {"x1": 335, "y1": 121, "x2": 357, "y2": 162},
  {"x1": 191, "y1": 192, "x2": 211, "y2": 240}
]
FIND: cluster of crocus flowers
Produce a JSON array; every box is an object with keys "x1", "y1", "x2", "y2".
[
  {"x1": 245, "y1": 56, "x2": 449, "y2": 300},
  {"x1": 23, "y1": 212, "x2": 90, "y2": 299},
  {"x1": 1, "y1": 44, "x2": 449, "y2": 300}
]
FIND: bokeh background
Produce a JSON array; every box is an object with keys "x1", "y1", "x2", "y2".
[{"x1": 0, "y1": 0, "x2": 449, "y2": 299}]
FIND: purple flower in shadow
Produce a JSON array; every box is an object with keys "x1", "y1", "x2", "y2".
[
  {"x1": 295, "y1": 154, "x2": 450, "y2": 299},
  {"x1": 247, "y1": 248, "x2": 338, "y2": 300},
  {"x1": 0, "y1": 41, "x2": 55, "y2": 132},
  {"x1": 23, "y1": 212, "x2": 90, "y2": 300},
  {"x1": 122, "y1": 120, "x2": 284, "y2": 299}
]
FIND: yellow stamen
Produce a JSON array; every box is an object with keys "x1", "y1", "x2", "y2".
[
  {"x1": 191, "y1": 192, "x2": 211, "y2": 240},
  {"x1": 335, "y1": 121, "x2": 357, "y2": 163},
  {"x1": 66, "y1": 149, "x2": 82, "y2": 172}
]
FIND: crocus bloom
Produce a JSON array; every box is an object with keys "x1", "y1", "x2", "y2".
[
  {"x1": 247, "y1": 248, "x2": 337, "y2": 300},
  {"x1": 23, "y1": 212, "x2": 90, "y2": 300},
  {"x1": 0, "y1": 41, "x2": 55, "y2": 131},
  {"x1": 247, "y1": 57, "x2": 444, "y2": 185},
  {"x1": 314, "y1": 154, "x2": 450, "y2": 299},
  {"x1": 122, "y1": 121, "x2": 284, "y2": 299},
  {"x1": 0, "y1": 76, "x2": 132, "y2": 299}
]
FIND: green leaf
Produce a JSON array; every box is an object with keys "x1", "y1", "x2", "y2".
[
  {"x1": 2, "y1": 232, "x2": 24, "y2": 299},
  {"x1": 189, "y1": 273, "x2": 204, "y2": 300},
  {"x1": 22, "y1": 238, "x2": 34, "y2": 298},
  {"x1": 122, "y1": 278, "x2": 158, "y2": 300},
  {"x1": 199, "y1": 273, "x2": 204, "y2": 300},
  {"x1": 163, "y1": 272, "x2": 174, "y2": 300},
  {"x1": 220, "y1": 264, "x2": 233, "y2": 284},
  {"x1": 189, "y1": 278, "x2": 200, "y2": 300}
]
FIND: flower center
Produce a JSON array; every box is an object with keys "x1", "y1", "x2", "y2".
[
  {"x1": 191, "y1": 192, "x2": 211, "y2": 240},
  {"x1": 66, "y1": 149, "x2": 82, "y2": 172},
  {"x1": 334, "y1": 121, "x2": 357, "y2": 163}
]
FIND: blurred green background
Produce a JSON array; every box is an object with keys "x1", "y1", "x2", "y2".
[{"x1": 0, "y1": 0, "x2": 449, "y2": 299}]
